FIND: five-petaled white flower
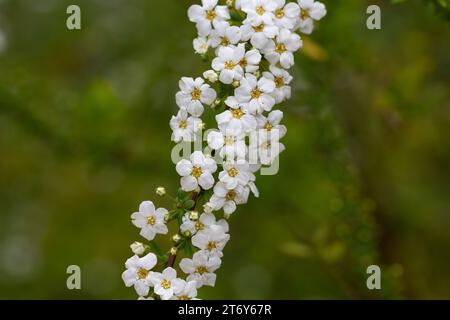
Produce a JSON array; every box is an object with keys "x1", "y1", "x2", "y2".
[
  {"x1": 234, "y1": 43, "x2": 262, "y2": 73},
  {"x1": 263, "y1": 28, "x2": 302, "y2": 69},
  {"x1": 207, "y1": 130, "x2": 247, "y2": 160},
  {"x1": 250, "y1": 129, "x2": 285, "y2": 165},
  {"x1": 241, "y1": 0, "x2": 278, "y2": 25},
  {"x1": 241, "y1": 16, "x2": 279, "y2": 49},
  {"x1": 193, "y1": 37, "x2": 210, "y2": 54},
  {"x1": 263, "y1": 65, "x2": 293, "y2": 103},
  {"x1": 188, "y1": 0, "x2": 230, "y2": 37},
  {"x1": 216, "y1": 97, "x2": 257, "y2": 135},
  {"x1": 176, "y1": 77, "x2": 217, "y2": 117},
  {"x1": 176, "y1": 151, "x2": 218, "y2": 191},
  {"x1": 170, "y1": 280, "x2": 199, "y2": 300},
  {"x1": 256, "y1": 110, "x2": 287, "y2": 138},
  {"x1": 122, "y1": 253, "x2": 157, "y2": 297},
  {"x1": 272, "y1": 0, "x2": 300, "y2": 29},
  {"x1": 170, "y1": 109, "x2": 202, "y2": 143},
  {"x1": 181, "y1": 212, "x2": 229, "y2": 236},
  {"x1": 192, "y1": 225, "x2": 230, "y2": 257},
  {"x1": 209, "y1": 21, "x2": 242, "y2": 49},
  {"x1": 149, "y1": 267, "x2": 184, "y2": 300},
  {"x1": 210, "y1": 181, "x2": 250, "y2": 214},
  {"x1": 295, "y1": 0, "x2": 326, "y2": 34},
  {"x1": 180, "y1": 250, "x2": 222, "y2": 288},
  {"x1": 219, "y1": 161, "x2": 252, "y2": 189},
  {"x1": 131, "y1": 201, "x2": 168, "y2": 241},
  {"x1": 234, "y1": 73, "x2": 276, "y2": 114},
  {"x1": 212, "y1": 45, "x2": 245, "y2": 84}
]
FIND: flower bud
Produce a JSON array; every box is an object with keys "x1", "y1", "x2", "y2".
[
  {"x1": 198, "y1": 121, "x2": 206, "y2": 130},
  {"x1": 189, "y1": 210, "x2": 199, "y2": 221},
  {"x1": 223, "y1": 213, "x2": 231, "y2": 220},
  {"x1": 130, "y1": 241, "x2": 145, "y2": 255},
  {"x1": 183, "y1": 230, "x2": 192, "y2": 238},
  {"x1": 203, "y1": 202, "x2": 214, "y2": 214},
  {"x1": 253, "y1": 70, "x2": 261, "y2": 78},
  {"x1": 155, "y1": 186, "x2": 166, "y2": 197},
  {"x1": 226, "y1": 0, "x2": 235, "y2": 7},
  {"x1": 172, "y1": 234, "x2": 182, "y2": 244},
  {"x1": 194, "y1": 187, "x2": 201, "y2": 193},
  {"x1": 232, "y1": 80, "x2": 240, "y2": 88},
  {"x1": 164, "y1": 213, "x2": 170, "y2": 223},
  {"x1": 203, "y1": 70, "x2": 218, "y2": 83},
  {"x1": 170, "y1": 247, "x2": 178, "y2": 255}
]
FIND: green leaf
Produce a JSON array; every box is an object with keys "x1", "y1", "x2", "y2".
[{"x1": 183, "y1": 199, "x2": 195, "y2": 210}]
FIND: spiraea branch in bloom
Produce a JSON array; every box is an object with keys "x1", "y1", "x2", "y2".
[{"x1": 122, "y1": 0, "x2": 326, "y2": 300}]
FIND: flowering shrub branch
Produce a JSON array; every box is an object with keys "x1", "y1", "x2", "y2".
[{"x1": 122, "y1": 0, "x2": 326, "y2": 300}]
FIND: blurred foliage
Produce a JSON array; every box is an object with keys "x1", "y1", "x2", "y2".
[{"x1": 0, "y1": 0, "x2": 449, "y2": 299}]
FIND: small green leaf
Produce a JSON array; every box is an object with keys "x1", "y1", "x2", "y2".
[{"x1": 183, "y1": 199, "x2": 195, "y2": 210}]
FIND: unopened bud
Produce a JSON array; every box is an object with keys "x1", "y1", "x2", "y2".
[
  {"x1": 164, "y1": 214, "x2": 170, "y2": 223},
  {"x1": 130, "y1": 242, "x2": 145, "y2": 255},
  {"x1": 253, "y1": 70, "x2": 261, "y2": 78},
  {"x1": 203, "y1": 70, "x2": 218, "y2": 83},
  {"x1": 172, "y1": 234, "x2": 182, "y2": 244},
  {"x1": 170, "y1": 247, "x2": 178, "y2": 255},
  {"x1": 203, "y1": 202, "x2": 214, "y2": 214},
  {"x1": 183, "y1": 230, "x2": 192, "y2": 237},
  {"x1": 189, "y1": 210, "x2": 199, "y2": 221},
  {"x1": 232, "y1": 80, "x2": 240, "y2": 88},
  {"x1": 223, "y1": 213, "x2": 231, "y2": 220},
  {"x1": 155, "y1": 186, "x2": 166, "y2": 197}
]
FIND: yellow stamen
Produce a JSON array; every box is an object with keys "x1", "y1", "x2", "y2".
[
  {"x1": 226, "y1": 191, "x2": 236, "y2": 201},
  {"x1": 191, "y1": 166, "x2": 203, "y2": 178},
  {"x1": 206, "y1": 10, "x2": 216, "y2": 21},
  {"x1": 225, "y1": 60, "x2": 235, "y2": 70},
  {"x1": 276, "y1": 9, "x2": 285, "y2": 19},
  {"x1": 147, "y1": 215, "x2": 156, "y2": 225},
  {"x1": 161, "y1": 279, "x2": 171, "y2": 289},
  {"x1": 207, "y1": 241, "x2": 217, "y2": 250},
  {"x1": 232, "y1": 108, "x2": 244, "y2": 119},
  {"x1": 264, "y1": 122, "x2": 273, "y2": 131},
  {"x1": 251, "y1": 88, "x2": 262, "y2": 99},
  {"x1": 196, "y1": 266, "x2": 208, "y2": 274},
  {"x1": 275, "y1": 43, "x2": 286, "y2": 54},
  {"x1": 300, "y1": 9, "x2": 310, "y2": 20},
  {"x1": 256, "y1": 6, "x2": 265, "y2": 15},
  {"x1": 191, "y1": 88, "x2": 201, "y2": 100},
  {"x1": 137, "y1": 268, "x2": 148, "y2": 280},
  {"x1": 195, "y1": 221, "x2": 204, "y2": 231},
  {"x1": 274, "y1": 77, "x2": 284, "y2": 88},
  {"x1": 221, "y1": 37, "x2": 230, "y2": 46},
  {"x1": 224, "y1": 136, "x2": 235, "y2": 146},
  {"x1": 227, "y1": 167, "x2": 238, "y2": 177},
  {"x1": 179, "y1": 120, "x2": 187, "y2": 129},
  {"x1": 253, "y1": 24, "x2": 264, "y2": 33}
]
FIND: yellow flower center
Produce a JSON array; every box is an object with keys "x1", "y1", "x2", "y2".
[
  {"x1": 178, "y1": 120, "x2": 187, "y2": 129},
  {"x1": 264, "y1": 122, "x2": 273, "y2": 131},
  {"x1": 179, "y1": 295, "x2": 191, "y2": 300},
  {"x1": 161, "y1": 279, "x2": 171, "y2": 289},
  {"x1": 251, "y1": 88, "x2": 262, "y2": 99},
  {"x1": 275, "y1": 9, "x2": 285, "y2": 19},
  {"x1": 225, "y1": 60, "x2": 235, "y2": 70},
  {"x1": 262, "y1": 141, "x2": 271, "y2": 149},
  {"x1": 196, "y1": 266, "x2": 208, "y2": 274},
  {"x1": 147, "y1": 215, "x2": 156, "y2": 225},
  {"x1": 226, "y1": 190, "x2": 237, "y2": 201},
  {"x1": 239, "y1": 58, "x2": 248, "y2": 68},
  {"x1": 195, "y1": 221, "x2": 205, "y2": 231},
  {"x1": 253, "y1": 24, "x2": 264, "y2": 33},
  {"x1": 224, "y1": 136, "x2": 235, "y2": 146},
  {"x1": 137, "y1": 268, "x2": 148, "y2": 280},
  {"x1": 206, "y1": 10, "x2": 216, "y2": 21},
  {"x1": 275, "y1": 43, "x2": 286, "y2": 54},
  {"x1": 207, "y1": 241, "x2": 217, "y2": 251},
  {"x1": 227, "y1": 167, "x2": 239, "y2": 177},
  {"x1": 256, "y1": 6, "x2": 265, "y2": 15},
  {"x1": 191, "y1": 166, "x2": 203, "y2": 178},
  {"x1": 300, "y1": 8, "x2": 310, "y2": 20},
  {"x1": 274, "y1": 77, "x2": 284, "y2": 88},
  {"x1": 232, "y1": 108, "x2": 244, "y2": 119},
  {"x1": 221, "y1": 37, "x2": 230, "y2": 46},
  {"x1": 191, "y1": 88, "x2": 201, "y2": 100}
]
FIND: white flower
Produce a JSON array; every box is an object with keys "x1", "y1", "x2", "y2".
[
  {"x1": 234, "y1": 73, "x2": 276, "y2": 114},
  {"x1": 122, "y1": 253, "x2": 157, "y2": 297},
  {"x1": 250, "y1": 129, "x2": 285, "y2": 165},
  {"x1": 216, "y1": 97, "x2": 257, "y2": 135},
  {"x1": 148, "y1": 267, "x2": 184, "y2": 300},
  {"x1": 193, "y1": 37, "x2": 210, "y2": 54},
  {"x1": 263, "y1": 28, "x2": 302, "y2": 69},
  {"x1": 155, "y1": 186, "x2": 166, "y2": 196},
  {"x1": 188, "y1": 0, "x2": 230, "y2": 37},
  {"x1": 235, "y1": 43, "x2": 262, "y2": 73},
  {"x1": 176, "y1": 77, "x2": 217, "y2": 117},
  {"x1": 210, "y1": 181, "x2": 250, "y2": 214},
  {"x1": 131, "y1": 201, "x2": 168, "y2": 241},
  {"x1": 180, "y1": 250, "x2": 222, "y2": 288},
  {"x1": 256, "y1": 110, "x2": 287, "y2": 137},
  {"x1": 212, "y1": 45, "x2": 245, "y2": 84},
  {"x1": 219, "y1": 160, "x2": 252, "y2": 189},
  {"x1": 263, "y1": 65, "x2": 293, "y2": 103},
  {"x1": 192, "y1": 225, "x2": 230, "y2": 257},
  {"x1": 181, "y1": 212, "x2": 229, "y2": 235},
  {"x1": 203, "y1": 69, "x2": 219, "y2": 83},
  {"x1": 171, "y1": 280, "x2": 199, "y2": 300},
  {"x1": 170, "y1": 109, "x2": 202, "y2": 143},
  {"x1": 241, "y1": 16, "x2": 279, "y2": 49},
  {"x1": 295, "y1": 0, "x2": 326, "y2": 34},
  {"x1": 273, "y1": 0, "x2": 300, "y2": 30},
  {"x1": 203, "y1": 201, "x2": 214, "y2": 214},
  {"x1": 176, "y1": 151, "x2": 217, "y2": 191},
  {"x1": 241, "y1": 0, "x2": 277, "y2": 25},
  {"x1": 130, "y1": 241, "x2": 145, "y2": 255},
  {"x1": 209, "y1": 21, "x2": 241, "y2": 49},
  {"x1": 207, "y1": 130, "x2": 247, "y2": 160}
]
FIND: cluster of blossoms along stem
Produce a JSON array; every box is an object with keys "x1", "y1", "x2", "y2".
[{"x1": 122, "y1": 0, "x2": 326, "y2": 300}]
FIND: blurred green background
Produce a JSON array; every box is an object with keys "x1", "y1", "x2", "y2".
[{"x1": 0, "y1": 0, "x2": 449, "y2": 299}]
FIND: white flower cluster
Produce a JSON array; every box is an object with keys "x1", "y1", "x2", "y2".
[{"x1": 123, "y1": 0, "x2": 326, "y2": 300}]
